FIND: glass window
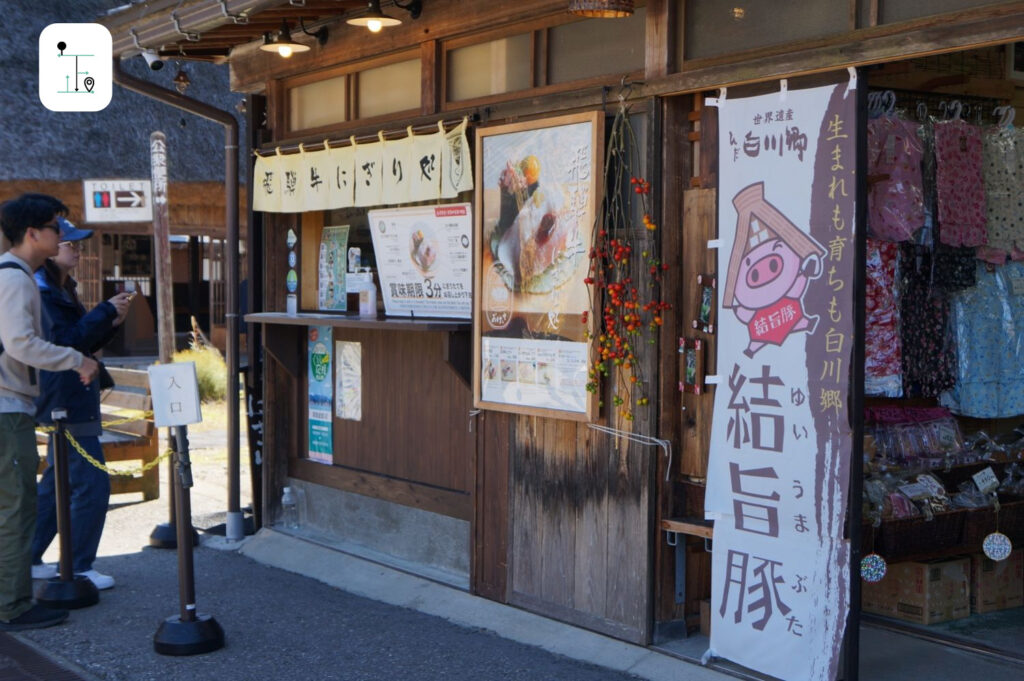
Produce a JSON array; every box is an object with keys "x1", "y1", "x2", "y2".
[
  {"x1": 447, "y1": 33, "x2": 533, "y2": 101},
  {"x1": 289, "y1": 75, "x2": 347, "y2": 131},
  {"x1": 681, "y1": 1, "x2": 847, "y2": 62},
  {"x1": 548, "y1": 8, "x2": 645, "y2": 84},
  {"x1": 356, "y1": 58, "x2": 421, "y2": 118}
]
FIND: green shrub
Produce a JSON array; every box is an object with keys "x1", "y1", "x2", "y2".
[{"x1": 171, "y1": 344, "x2": 227, "y2": 402}]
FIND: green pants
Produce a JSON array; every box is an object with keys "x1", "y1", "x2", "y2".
[{"x1": 0, "y1": 412, "x2": 38, "y2": 621}]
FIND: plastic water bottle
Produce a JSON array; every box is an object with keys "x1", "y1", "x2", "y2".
[{"x1": 280, "y1": 486, "x2": 299, "y2": 530}]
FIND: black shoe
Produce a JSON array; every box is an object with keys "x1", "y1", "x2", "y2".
[{"x1": 0, "y1": 603, "x2": 69, "y2": 631}]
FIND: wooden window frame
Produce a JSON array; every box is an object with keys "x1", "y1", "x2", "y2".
[
  {"x1": 440, "y1": 11, "x2": 645, "y2": 112},
  {"x1": 282, "y1": 49, "x2": 423, "y2": 137}
]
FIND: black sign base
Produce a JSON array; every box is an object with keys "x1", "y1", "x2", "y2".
[
  {"x1": 149, "y1": 522, "x2": 199, "y2": 549},
  {"x1": 37, "y1": 576, "x2": 99, "y2": 610},
  {"x1": 153, "y1": 613, "x2": 224, "y2": 656}
]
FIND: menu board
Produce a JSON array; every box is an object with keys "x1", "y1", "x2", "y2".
[{"x1": 368, "y1": 204, "x2": 472, "y2": 319}]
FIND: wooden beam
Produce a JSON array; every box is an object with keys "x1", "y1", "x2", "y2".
[
  {"x1": 290, "y1": 458, "x2": 473, "y2": 520},
  {"x1": 644, "y1": 0, "x2": 673, "y2": 79},
  {"x1": 644, "y1": 5, "x2": 1024, "y2": 97},
  {"x1": 421, "y1": 39, "x2": 440, "y2": 116}
]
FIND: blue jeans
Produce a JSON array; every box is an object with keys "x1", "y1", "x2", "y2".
[{"x1": 32, "y1": 434, "x2": 110, "y2": 574}]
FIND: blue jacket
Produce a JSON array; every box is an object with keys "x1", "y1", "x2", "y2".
[{"x1": 34, "y1": 267, "x2": 119, "y2": 431}]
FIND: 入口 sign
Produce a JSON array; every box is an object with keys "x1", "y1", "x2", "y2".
[
  {"x1": 83, "y1": 179, "x2": 152, "y2": 223},
  {"x1": 148, "y1": 362, "x2": 202, "y2": 427}
]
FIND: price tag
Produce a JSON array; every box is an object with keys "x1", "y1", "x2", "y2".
[
  {"x1": 897, "y1": 482, "x2": 931, "y2": 500},
  {"x1": 1009, "y1": 275, "x2": 1024, "y2": 297},
  {"x1": 972, "y1": 466, "x2": 1000, "y2": 495}
]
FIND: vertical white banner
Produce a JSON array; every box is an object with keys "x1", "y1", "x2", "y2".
[
  {"x1": 442, "y1": 119, "x2": 474, "y2": 197},
  {"x1": 381, "y1": 134, "x2": 412, "y2": 206},
  {"x1": 707, "y1": 80, "x2": 857, "y2": 681},
  {"x1": 301, "y1": 146, "x2": 331, "y2": 211},
  {"x1": 277, "y1": 151, "x2": 305, "y2": 213},
  {"x1": 327, "y1": 143, "x2": 355, "y2": 209},
  {"x1": 354, "y1": 139, "x2": 383, "y2": 207},
  {"x1": 407, "y1": 128, "x2": 443, "y2": 202},
  {"x1": 252, "y1": 154, "x2": 280, "y2": 213}
]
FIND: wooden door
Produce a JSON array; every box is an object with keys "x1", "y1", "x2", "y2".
[{"x1": 508, "y1": 417, "x2": 653, "y2": 645}]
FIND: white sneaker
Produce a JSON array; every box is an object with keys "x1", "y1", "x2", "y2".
[
  {"x1": 31, "y1": 564, "x2": 57, "y2": 580},
  {"x1": 76, "y1": 569, "x2": 115, "y2": 590}
]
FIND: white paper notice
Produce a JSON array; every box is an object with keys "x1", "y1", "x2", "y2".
[{"x1": 368, "y1": 204, "x2": 473, "y2": 319}]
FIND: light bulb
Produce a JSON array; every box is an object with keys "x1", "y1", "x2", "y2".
[
  {"x1": 367, "y1": 19, "x2": 383, "y2": 33},
  {"x1": 278, "y1": 44, "x2": 293, "y2": 58}
]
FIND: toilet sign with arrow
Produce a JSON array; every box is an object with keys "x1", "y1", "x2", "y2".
[{"x1": 83, "y1": 179, "x2": 153, "y2": 223}]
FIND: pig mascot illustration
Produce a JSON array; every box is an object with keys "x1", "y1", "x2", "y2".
[{"x1": 723, "y1": 182, "x2": 826, "y2": 358}]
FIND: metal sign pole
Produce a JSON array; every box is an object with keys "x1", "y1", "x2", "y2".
[
  {"x1": 153, "y1": 424, "x2": 223, "y2": 655},
  {"x1": 37, "y1": 408, "x2": 99, "y2": 609}
]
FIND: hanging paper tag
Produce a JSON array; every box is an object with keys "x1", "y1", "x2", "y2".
[
  {"x1": 1009, "y1": 275, "x2": 1024, "y2": 296},
  {"x1": 972, "y1": 466, "x2": 1000, "y2": 495}
]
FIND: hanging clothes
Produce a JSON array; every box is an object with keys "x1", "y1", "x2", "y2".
[
  {"x1": 899, "y1": 243, "x2": 956, "y2": 398},
  {"x1": 867, "y1": 116, "x2": 925, "y2": 242},
  {"x1": 865, "y1": 238, "x2": 902, "y2": 397},
  {"x1": 981, "y1": 125, "x2": 1024, "y2": 255},
  {"x1": 934, "y1": 119, "x2": 987, "y2": 248},
  {"x1": 941, "y1": 262, "x2": 1024, "y2": 418}
]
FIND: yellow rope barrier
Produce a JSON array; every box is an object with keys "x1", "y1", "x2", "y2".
[{"x1": 38, "y1": 411, "x2": 172, "y2": 477}]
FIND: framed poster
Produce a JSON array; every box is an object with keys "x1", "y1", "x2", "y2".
[{"x1": 473, "y1": 111, "x2": 601, "y2": 421}]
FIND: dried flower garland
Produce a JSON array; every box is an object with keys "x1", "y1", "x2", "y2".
[{"x1": 584, "y1": 105, "x2": 670, "y2": 421}]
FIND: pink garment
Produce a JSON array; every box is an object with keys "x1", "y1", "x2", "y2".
[
  {"x1": 867, "y1": 117, "x2": 925, "y2": 242},
  {"x1": 865, "y1": 239, "x2": 902, "y2": 397},
  {"x1": 934, "y1": 119, "x2": 987, "y2": 247}
]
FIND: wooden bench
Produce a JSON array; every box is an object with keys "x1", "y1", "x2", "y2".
[{"x1": 37, "y1": 367, "x2": 160, "y2": 500}]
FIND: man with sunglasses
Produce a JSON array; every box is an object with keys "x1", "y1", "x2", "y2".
[{"x1": 0, "y1": 193, "x2": 99, "y2": 631}]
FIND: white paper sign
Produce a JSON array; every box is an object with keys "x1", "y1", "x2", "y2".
[
  {"x1": 148, "y1": 362, "x2": 202, "y2": 427},
  {"x1": 335, "y1": 341, "x2": 362, "y2": 421},
  {"x1": 368, "y1": 204, "x2": 473, "y2": 319}
]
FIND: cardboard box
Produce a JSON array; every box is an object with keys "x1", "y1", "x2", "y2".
[
  {"x1": 862, "y1": 557, "x2": 970, "y2": 625},
  {"x1": 700, "y1": 599, "x2": 711, "y2": 637},
  {"x1": 971, "y1": 550, "x2": 1023, "y2": 614}
]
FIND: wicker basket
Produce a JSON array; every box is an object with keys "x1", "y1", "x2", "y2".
[
  {"x1": 870, "y1": 510, "x2": 966, "y2": 561},
  {"x1": 961, "y1": 498, "x2": 1024, "y2": 550}
]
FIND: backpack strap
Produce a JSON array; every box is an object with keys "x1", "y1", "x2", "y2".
[{"x1": 0, "y1": 261, "x2": 33, "y2": 356}]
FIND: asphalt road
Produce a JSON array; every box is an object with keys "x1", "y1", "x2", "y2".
[{"x1": 17, "y1": 427, "x2": 648, "y2": 681}]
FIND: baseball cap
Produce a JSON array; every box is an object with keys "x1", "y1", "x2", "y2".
[{"x1": 57, "y1": 217, "x2": 93, "y2": 241}]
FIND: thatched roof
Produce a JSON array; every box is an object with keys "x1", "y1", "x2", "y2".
[{"x1": 0, "y1": 1, "x2": 248, "y2": 184}]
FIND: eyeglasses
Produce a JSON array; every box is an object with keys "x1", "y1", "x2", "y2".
[
  {"x1": 59, "y1": 241, "x2": 81, "y2": 251},
  {"x1": 39, "y1": 221, "x2": 60, "y2": 234}
]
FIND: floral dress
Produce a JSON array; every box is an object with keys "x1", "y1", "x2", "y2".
[
  {"x1": 934, "y1": 119, "x2": 987, "y2": 247},
  {"x1": 865, "y1": 239, "x2": 902, "y2": 397},
  {"x1": 899, "y1": 244, "x2": 956, "y2": 398},
  {"x1": 867, "y1": 116, "x2": 925, "y2": 242}
]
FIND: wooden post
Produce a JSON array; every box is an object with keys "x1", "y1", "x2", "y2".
[
  {"x1": 151, "y1": 131, "x2": 179, "y2": 531},
  {"x1": 150, "y1": 131, "x2": 175, "y2": 364}
]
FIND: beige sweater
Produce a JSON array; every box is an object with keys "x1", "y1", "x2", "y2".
[{"x1": 0, "y1": 252, "x2": 83, "y2": 406}]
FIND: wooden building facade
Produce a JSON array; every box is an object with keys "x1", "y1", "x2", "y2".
[{"x1": 104, "y1": 0, "x2": 1024, "y2": 677}]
